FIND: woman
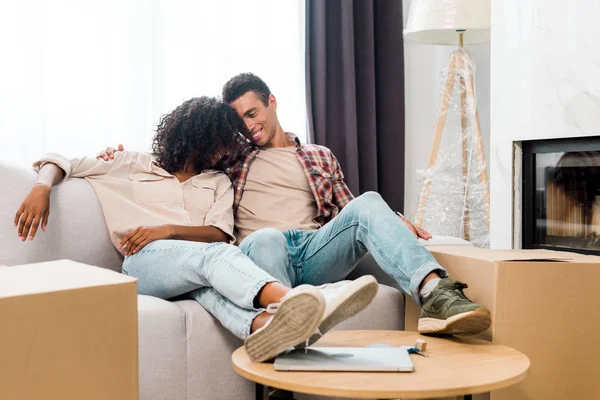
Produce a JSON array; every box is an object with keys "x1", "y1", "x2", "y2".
[{"x1": 14, "y1": 96, "x2": 378, "y2": 362}]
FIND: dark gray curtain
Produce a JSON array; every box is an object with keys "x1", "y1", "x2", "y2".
[{"x1": 306, "y1": 0, "x2": 406, "y2": 212}]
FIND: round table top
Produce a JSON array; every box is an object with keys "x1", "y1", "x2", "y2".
[{"x1": 232, "y1": 330, "x2": 530, "y2": 399}]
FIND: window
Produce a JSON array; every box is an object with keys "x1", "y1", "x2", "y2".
[{"x1": 0, "y1": 0, "x2": 307, "y2": 166}]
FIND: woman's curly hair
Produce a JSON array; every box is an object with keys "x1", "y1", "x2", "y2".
[{"x1": 152, "y1": 96, "x2": 248, "y2": 174}]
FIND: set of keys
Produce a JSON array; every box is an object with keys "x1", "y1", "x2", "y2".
[
  {"x1": 368, "y1": 338, "x2": 429, "y2": 357},
  {"x1": 406, "y1": 347, "x2": 428, "y2": 357},
  {"x1": 407, "y1": 338, "x2": 428, "y2": 357}
]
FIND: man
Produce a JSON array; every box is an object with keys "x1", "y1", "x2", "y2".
[{"x1": 102, "y1": 73, "x2": 491, "y2": 335}]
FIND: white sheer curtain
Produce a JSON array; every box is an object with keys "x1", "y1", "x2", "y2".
[{"x1": 0, "y1": 0, "x2": 306, "y2": 166}]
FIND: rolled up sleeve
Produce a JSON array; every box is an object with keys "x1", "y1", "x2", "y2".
[
  {"x1": 33, "y1": 152, "x2": 119, "y2": 180},
  {"x1": 204, "y1": 174, "x2": 236, "y2": 243}
]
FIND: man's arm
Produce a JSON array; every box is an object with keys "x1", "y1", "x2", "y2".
[
  {"x1": 97, "y1": 144, "x2": 124, "y2": 161},
  {"x1": 395, "y1": 211, "x2": 432, "y2": 240}
]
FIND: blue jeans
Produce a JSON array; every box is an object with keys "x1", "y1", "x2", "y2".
[
  {"x1": 122, "y1": 240, "x2": 278, "y2": 340},
  {"x1": 239, "y1": 192, "x2": 447, "y2": 305}
]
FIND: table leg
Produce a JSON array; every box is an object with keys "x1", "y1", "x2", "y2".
[
  {"x1": 256, "y1": 383, "x2": 265, "y2": 400},
  {"x1": 464, "y1": 395, "x2": 473, "y2": 400}
]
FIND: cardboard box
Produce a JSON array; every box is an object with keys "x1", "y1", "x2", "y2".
[
  {"x1": 406, "y1": 246, "x2": 600, "y2": 400},
  {"x1": 0, "y1": 260, "x2": 138, "y2": 400}
]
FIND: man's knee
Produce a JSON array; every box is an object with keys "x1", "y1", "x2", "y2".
[
  {"x1": 239, "y1": 228, "x2": 289, "y2": 266},
  {"x1": 240, "y1": 228, "x2": 287, "y2": 254},
  {"x1": 359, "y1": 191, "x2": 384, "y2": 201},
  {"x1": 239, "y1": 229, "x2": 291, "y2": 286},
  {"x1": 347, "y1": 191, "x2": 386, "y2": 212}
]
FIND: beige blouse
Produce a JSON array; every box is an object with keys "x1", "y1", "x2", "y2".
[{"x1": 34, "y1": 151, "x2": 235, "y2": 249}]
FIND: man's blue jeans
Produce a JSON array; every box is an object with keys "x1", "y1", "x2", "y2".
[{"x1": 239, "y1": 192, "x2": 447, "y2": 305}]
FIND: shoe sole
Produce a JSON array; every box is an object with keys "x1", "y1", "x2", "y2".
[
  {"x1": 307, "y1": 275, "x2": 379, "y2": 346},
  {"x1": 244, "y1": 291, "x2": 324, "y2": 363},
  {"x1": 418, "y1": 307, "x2": 491, "y2": 335}
]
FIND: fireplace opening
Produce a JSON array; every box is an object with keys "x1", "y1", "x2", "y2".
[{"x1": 522, "y1": 137, "x2": 600, "y2": 255}]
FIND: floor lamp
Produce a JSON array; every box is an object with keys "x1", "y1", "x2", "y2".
[{"x1": 405, "y1": 0, "x2": 491, "y2": 241}]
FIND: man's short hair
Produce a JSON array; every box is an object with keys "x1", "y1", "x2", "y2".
[{"x1": 222, "y1": 73, "x2": 271, "y2": 106}]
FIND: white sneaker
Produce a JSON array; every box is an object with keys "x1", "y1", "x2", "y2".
[
  {"x1": 299, "y1": 275, "x2": 379, "y2": 348},
  {"x1": 244, "y1": 286, "x2": 325, "y2": 363}
]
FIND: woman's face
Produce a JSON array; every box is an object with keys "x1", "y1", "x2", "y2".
[
  {"x1": 185, "y1": 148, "x2": 229, "y2": 172},
  {"x1": 210, "y1": 150, "x2": 228, "y2": 166}
]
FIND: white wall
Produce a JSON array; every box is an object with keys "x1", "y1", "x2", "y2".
[
  {"x1": 403, "y1": 0, "x2": 491, "y2": 224},
  {"x1": 489, "y1": 0, "x2": 600, "y2": 249}
]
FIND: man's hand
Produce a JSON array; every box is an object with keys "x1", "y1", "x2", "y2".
[
  {"x1": 400, "y1": 216, "x2": 432, "y2": 240},
  {"x1": 14, "y1": 184, "x2": 52, "y2": 241},
  {"x1": 97, "y1": 144, "x2": 125, "y2": 161},
  {"x1": 119, "y1": 225, "x2": 174, "y2": 256}
]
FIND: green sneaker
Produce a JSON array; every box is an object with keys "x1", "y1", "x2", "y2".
[{"x1": 418, "y1": 278, "x2": 491, "y2": 335}]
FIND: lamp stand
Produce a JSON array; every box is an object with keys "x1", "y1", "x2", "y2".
[{"x1": 415, "y1": 32, "x2": 490, "y2": 241}]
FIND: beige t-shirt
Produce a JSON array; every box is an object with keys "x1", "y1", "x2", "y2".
[
  {"x1": 33, "y1": 151, "x2": 235, "y2": 250},
  {"x1": 235, "y1": 147, "x2": 319, "y2": 243}
]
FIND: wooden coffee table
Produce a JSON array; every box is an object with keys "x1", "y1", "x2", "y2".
[{"x1": 232, "y1": 330, "x2": 530, "y2": 399}]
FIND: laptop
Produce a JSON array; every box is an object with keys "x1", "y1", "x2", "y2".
[{"x1": 274, "y1": 346, "x2": 414, "y2": 372}]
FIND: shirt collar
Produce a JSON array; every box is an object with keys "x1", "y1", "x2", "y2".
[
  {"x1": 245, "y1": 132, "x2": 301, "y2": 153},
  {"x1": 150, "y1": 157, "x2": 175, "y2": 178},
  {"x1": 285, "y1": 132, "x2": 302, "y2": 147}
]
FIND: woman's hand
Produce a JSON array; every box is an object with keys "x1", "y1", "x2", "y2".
[
  {"x1": 14, "y1": 184, "x2": 52, "y2": 241},
  {"x1": 119, "y1": 225, "x2": 174, "y2": 256}
]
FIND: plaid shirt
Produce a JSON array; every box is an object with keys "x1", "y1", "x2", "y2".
[{"x1": 223, "y1": 133, "x2": 354, "y2": 227}]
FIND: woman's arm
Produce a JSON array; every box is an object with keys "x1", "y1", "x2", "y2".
[
  {"x1": 34, "y1": 152, "x2": 120, "y2": 180},
  {"x1": 37, "y1": 162, "x2": 66, "y2": 187},
  {"x1": 14, "y1": 163, "x2": 65, "y2": 241},
  {"x1": 119, "y1": 225, "x2": 228, "y2": 256},
  {"x1": 16, "y1": 151, "x2": 125, "y2": 241},
  {"x1": 119, "y1": 172, "x2": 236, "y2": 255},
  {"x1": 170, "y1": 225, "x2": 228, "y2": 243}
]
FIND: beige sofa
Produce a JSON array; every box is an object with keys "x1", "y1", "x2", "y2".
[{"x1": 0, "y1": 162, "x2": 406, "y2": 400}]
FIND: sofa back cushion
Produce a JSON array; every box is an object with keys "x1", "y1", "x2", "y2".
[{"x1": 0, "y1": 162, "x2": 123, "y2": 271}]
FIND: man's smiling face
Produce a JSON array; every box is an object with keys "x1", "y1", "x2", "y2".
[{"x1": 229, "y1": 91, "x2": 278, "y2": 148}]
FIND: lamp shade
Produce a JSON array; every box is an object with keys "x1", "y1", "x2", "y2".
[{"x1": 404, "y1": 0, "x2": 490, "y2": 45}]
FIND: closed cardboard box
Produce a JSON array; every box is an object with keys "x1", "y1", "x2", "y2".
[
  {"x1": 406, "y1": 246, "x2": 600, "y2": 400},
  {"x1": 0, "y1": 260, "x2": 138, "y2": 400}
]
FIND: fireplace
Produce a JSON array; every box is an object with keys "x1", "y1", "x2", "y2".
[{"x1": 522, "y1": 137, "x2": 600, "y2": 255}]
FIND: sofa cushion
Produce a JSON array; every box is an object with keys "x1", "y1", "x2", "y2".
[
  {"x1": 138, "y1": 295, "x2": 188, "y2": 400},
  {"x1": 175, "y1": 299, "x2": 255, "y2": 400}
]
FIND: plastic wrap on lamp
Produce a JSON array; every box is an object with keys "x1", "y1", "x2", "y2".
[
  {"x1": 404, "y1": 0, "x2": 491, "y2": 45},
  {"x1": 415, "y1": 50, "x2": 490, "y2": 248}
]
